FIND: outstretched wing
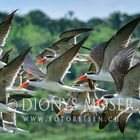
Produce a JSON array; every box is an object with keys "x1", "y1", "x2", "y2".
[
  {"x1": 120, "y1": 64, "x2": 140, "y2": 98},
  {"x1": 90, "y1": 42, "x2": 107, "y2": 73},
  {"x1": 59, "y1": 28, "x2": 93, "y2": 44},
  {"x1": 0, "y1": 10, "x2": 17, "y2": 47},
  {"x1": 23, "y1": 53, "x2": 45, "y2": 78},
  {"x1": 110, "y1": 40, "x2": 139, "y2": 92},
  {"x1": 46, "y1": 37, "x2": 88, "y2": 82},
  {"x1": 0, "y1": 48, "x2": 31, "y2": 100},
  {"x1": 1, "y1": 48, "x2": 13, "y2": 63},
  {"x1": 102, "y1": 16, "x2": 140, "y2": 71}
]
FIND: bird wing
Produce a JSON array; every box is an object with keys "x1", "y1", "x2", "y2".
[
  {"x1": 0, "y1": 48, "x2": 31, "y2": 89},
  {"x1": 46, "y1": 37, "x2": 88, "y2": 82},
  {"x1": 49, "y1": 33, "x2": 90, "y2": 56},
  {"x1": 0, "y1": 81, "x2": 7, "y2": 102},
  {"x1": 0, "y1": 113, "x2": 3, "y2": 128},
  {"x1": 3, "y1": 112, "x2": 16, "y2": 130},
  {"x1": 59, "y1": 28, "x2": 93, "y2": 41},
  {"x1": 0, "y1": 10, "x2": 17, "y2": 47},
  {"x1": 102, "y1": 16, "x2": 140, "y2": 71},
  {"x1": 47, "y1": 37, "x2": 74, "y2": 56},
  {"x1": 99, "y1": 104, "x2": 122, "y2": 129},
  {"x1": 36, "y1": 37, "x2": 75, "y2": 60},
  {"x1": 90, "y1": 42, "x2": 108, "y2": 73},
  {"x1": 23, "y1": 53, "x2": 45, "y2": 78},
  {"x1": 3, "y1": 112, "x2": 15, "y2": 124},
  {"x1": 110, "y1": 40, "x2": 139, "y2": 92},
  {"x1": 88, "y1": 63, "x2": 96, "y2": 72},
  {"x1": 1, "y1": 48, "x2": 13, "y2": 63},
  {"x1": 117, "y1": 112, "x2": 132, "y2": 133},
  {"x1": 120, "y1": 64, "x2": 140, "y2": 98},
  {"x1": 50, "y1": 42, "x2": 74, "y2": 55}
]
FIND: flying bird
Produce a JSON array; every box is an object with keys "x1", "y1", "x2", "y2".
[
  {"x1": 76, "y1": 17, "x2": 140, "y2": 83},
  {"x1": 95, "y1": 40, "x2": 140, "y2": 133},
  {"x1": 19, "y1": 37, "x2": 90, "y2": 92}
]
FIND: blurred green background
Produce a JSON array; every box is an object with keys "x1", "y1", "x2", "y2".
[{"x1": 0, "y1": 1, "x2": 140, "y2": 139}]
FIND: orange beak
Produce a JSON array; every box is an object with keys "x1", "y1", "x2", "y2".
[
  {"x1": 24, "y1": 73, "x2": 32, "y2": 79},
  {"x1": 75, "y1": 74, "x2": 87, "y2": 83},
  {"x1": 84, "y1": 59, "x2": 93, "y2": 63},
  {"x1": 18, "y1": 81, "x2": 30, "y2": 88},
  {"x1": 56, "y1": 106, "x2": 72, "y2": 116},
  {"x1": 36, "y1": 58, "x2": 47, "y2": 64},
  {"x1": 95, "y1": 99, "x2": 104, "y2": 106}
]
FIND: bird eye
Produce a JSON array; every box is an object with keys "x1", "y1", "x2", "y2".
[
  {"x1": 46, "y1": 55, "x2": 54, "y2": 58},
  {"x1": 103, "y1": 95, "x2": 113, "y2": 98}
]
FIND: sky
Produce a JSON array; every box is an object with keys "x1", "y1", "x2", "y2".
[{"x1": 0, "y1": 0, "x2": 140, "y2": 21}]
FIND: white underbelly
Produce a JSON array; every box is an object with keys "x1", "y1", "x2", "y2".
[
  {"x1": 87, "y1": 71, "x2": 114, "y2": 82},
  {"x1": 39, "y1": 80, "x2": 63, "y2": 92}
]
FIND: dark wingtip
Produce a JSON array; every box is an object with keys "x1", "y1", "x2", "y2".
[
  {"x1": 118, "y1": 122, "x2": 125, "y2": 133},
  {"x1": 4, "y1": 9, "x2": 18, "y2": 21},
  {"x1": 2, "y1": 47, "x2": 32, "y2": 74},
  {"x1": 9, "y1": 48, "x2": 13, "y2": 52},
  {"x1": 99, "y1": 112, "x2": 110, "y2": 129},
  {"x1": 10, "y1": 9, "x2": 18, "y2": 16},
  {"x1": 10, "y1": 93, "x2": 34, "y2": 101},
  {"x1": 6, "y1": 48, "x2": 13, "y2": 54},
  {"x1": 11, "y1": 9, "x2": 18, "y2": 14},
  {"x1": 16, "y1": 47, "x2": 32, "y2": 61},
  {"x1": 99, "y1": 121, "x2": 107, "y2": 129},
  {"x1": 117, "y1": 16, "x2": 140, "y2": 35},
  {"x1": 14, "y1": 9, "x2": 18, "y2": 12},
  {"x1": 1, "y1": 48, "x2": 13, "y2": 63},
  {"x1": 22, "y1": 47, "x2": 32, "y2": 55}
]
